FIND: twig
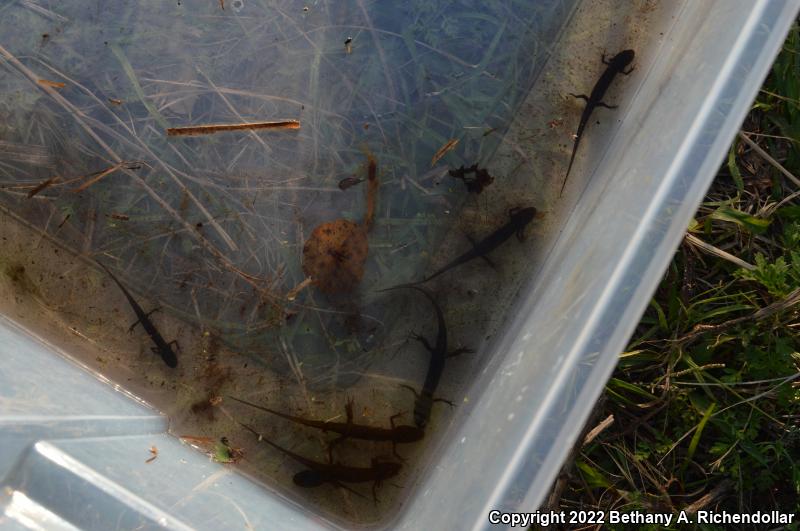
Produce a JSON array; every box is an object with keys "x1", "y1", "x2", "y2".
[
  {"x1": 683, "y1": 480, "x2": 733, "y2": 514},
  {"x1": 166, "y1": 120, "x2": 300, "y2": 137},
  {"x1": 738, "y1": 131, "x2": 800, "y2": 189},
  {"x1": 430, "y1": 138, "x2": 459, "y2": 167},
  {"x1": 583, "y1": 414, "x2": 614, "y2": 446},
  {"x1": 72, "y1": 161, "x2": 143, "y2": 192},
  {"x1": 37, "y1": 78, "x2": 65, "y2": 88},
  {"x1": 27, "y1": 176, "x2": 59, "y2": 198},
  {"x1": 684, "y1": 233, "x2": 755, "y2": 270}
]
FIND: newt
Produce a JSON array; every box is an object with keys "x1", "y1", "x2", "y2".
[
  {"x1": 96, "y1": 260, "x2": 178, "y2": 368},
  {"x1": 393, "y1": 206, "x2": 536, "y2": 287},
  {"x1": 229, "y1": 395, "x2": 423, "y2": 460},
  {"x1": 239, "y1": 422, "x2": 401, "y2": 501},
  {"x1": 380, "y1": 285, "x2": 470, "y2": 428},
  {"x1": 562, "y1": 49, "x2": 635, "y2": 195}
]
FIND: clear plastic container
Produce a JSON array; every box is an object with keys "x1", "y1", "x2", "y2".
[{"x1": 1, "y1": 0, "x2": 797, "y2": 529}]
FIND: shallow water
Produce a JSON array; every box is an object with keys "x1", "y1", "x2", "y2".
[{"x1": 0, "y1": 0, "x2": 675, "y2": 524}]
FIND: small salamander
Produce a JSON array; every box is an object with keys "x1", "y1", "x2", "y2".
[
  {"x1": 96, "y1": 260, "x2": 178, "y2": 368},
  {"x1": 239, "y1": 422, "x2": 401, "y2": 501},
  {"x1": 562, "y1": 49, "x2": 635, "y2": 194},
  {"x1": 409, "y1": 206, "x2": 537, "y2": 286},
  {"x1": 380, "y1": 285, "x2": 469, "y2": 428},
  {"x1": 229, "y1": 396, "x2": 423, "y2": 460}
]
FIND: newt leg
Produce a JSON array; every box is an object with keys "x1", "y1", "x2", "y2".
[
  {"x1": 446, "y1": 347, "x2": 474, "y2": 359},
  {"x1": 464, "y1": 234, "x2": 496, "y2": 269},
  {"x1": 388, "y1": 411, "x2": 405, "y2": 429},
  {"x1": 569, "y1": 93, "x2": 589, "y2": 102},
  {"x1": 344, "y1": 396, "x2": 355, "y2": 424},
  {"x1": 168, "y1": 339, "x2": 181, "y2": 352},
  {"x1": 399, "y1": 384, "x2": 420, "y2": 400},
  {"x1": 391, "y1": 442, "x2": 406, "y2": 462},
  {"x1": 433, "y1": 397, "x2": 455, "y2": 408},
  {"x1": 623, "y1": 66, "x2": 635, "y2": 75},
  {"x1": 409, "y1": 333, "x2": 433, "y2": 353},
  {"x1": 392, "y1": 443, "x2": 401, "y2": 461},
  {"x1": 327, "y1": 479, "x2": 365, "y2": 499},
  {"x1": 601, "y1": 52, "x2": 609, "y2": 64},
  {"x1": 595, "y1": 102, "x2": 618, "y2": 109},
  {"x1": 327, "y1": 435, "x2": 348, "y2": 464},
  {"x1": 128, "y1": 307, "x2": 161, "y2": 332}
]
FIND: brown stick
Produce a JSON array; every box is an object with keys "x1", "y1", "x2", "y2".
[
  {"x1": 27, "y1": 176, "x2": 60, "y2": 198},
  {"x1": 37, "y1": 78, "x2": 65, "y2": 88},
  {"x1": 430, "y1": 138, "x2": 459, "y2": 167},
  {"x1": 73, "y1": 161, "x2": 141, "y2": 192},
  {"x1": 166, "y1": 120, "x2": 300, "y2": 136},
  {"x1": 363, "y1": 153, "x2": 378, "y2": 231}
]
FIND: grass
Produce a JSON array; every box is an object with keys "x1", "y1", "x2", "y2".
[{"x1": 547, "y1": 23, "x2": 800, "y2": 530}]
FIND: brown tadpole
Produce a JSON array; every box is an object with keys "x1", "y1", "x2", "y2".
[{"x1": 300, "y1": 152, "x2": 378, "y2": 295}]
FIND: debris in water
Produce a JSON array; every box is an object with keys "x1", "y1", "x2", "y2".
[
  {"x1": 338, "y1": 176, "x2": 364, "y2": 190},
  {"x1": 213, "y1": 437, "x2": 243, "y2": 463},
  {"x1": 431, "y1": 138, "x2": 459, "y2": 167},
  {"x1": 73, "y1": 161, "x2": 143, "y2": 192},
  {"x1": 37, "y1": 79, "x2": 65, "y2": 88},
  {"x1": 301, "y1": 153, "x2": 378, "y2": 294},
  {"x1": 145, "y1": 446, "x2": 158, "y2": 464},
  {"x1": 302, "y1": 219, "x2": 368, "y2": 294},
  {"x1": 166, "y1": 120, "x2": 300, "y2": 136},
  {"x1": 26, "y1": 176, "x2": 59, "y2": 198},
  {"x1": 448, "y1": 164, "x2": 495, "y2": 194}
]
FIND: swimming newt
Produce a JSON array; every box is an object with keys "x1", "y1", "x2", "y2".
[
  {"x1": 396, "y1": 206, "x2": 536, "y2": 287},
  {"x1": 96, "y1": 260, "x2": 178, "y2": 368},
  {"x1": 229, "y1": 396, "x2": 423, "y2": 460},
  {"x1": 380, "y1": 285, "x2": 470, "y2": 428},
  {"x1": 562, "y1": 49, "x2": 635, "y2": 194},
  {"x1": 239, "y1": 422, "x2": 401, "y2": 501}
]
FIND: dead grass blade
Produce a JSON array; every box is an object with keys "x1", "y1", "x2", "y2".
[
  {"x1": 739, "y1": 131, "x2": 800, "y2": 189},
  {"x1": 684, "y1": 233, "x2": 755, "y2": 270},
  {"x1": 430, "y1": 138, "x2": 459, "y2": 167}
]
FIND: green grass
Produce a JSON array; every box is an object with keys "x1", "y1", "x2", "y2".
[{"x1": 548, "y1": 23, "x2": 800, "y2": 530}]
